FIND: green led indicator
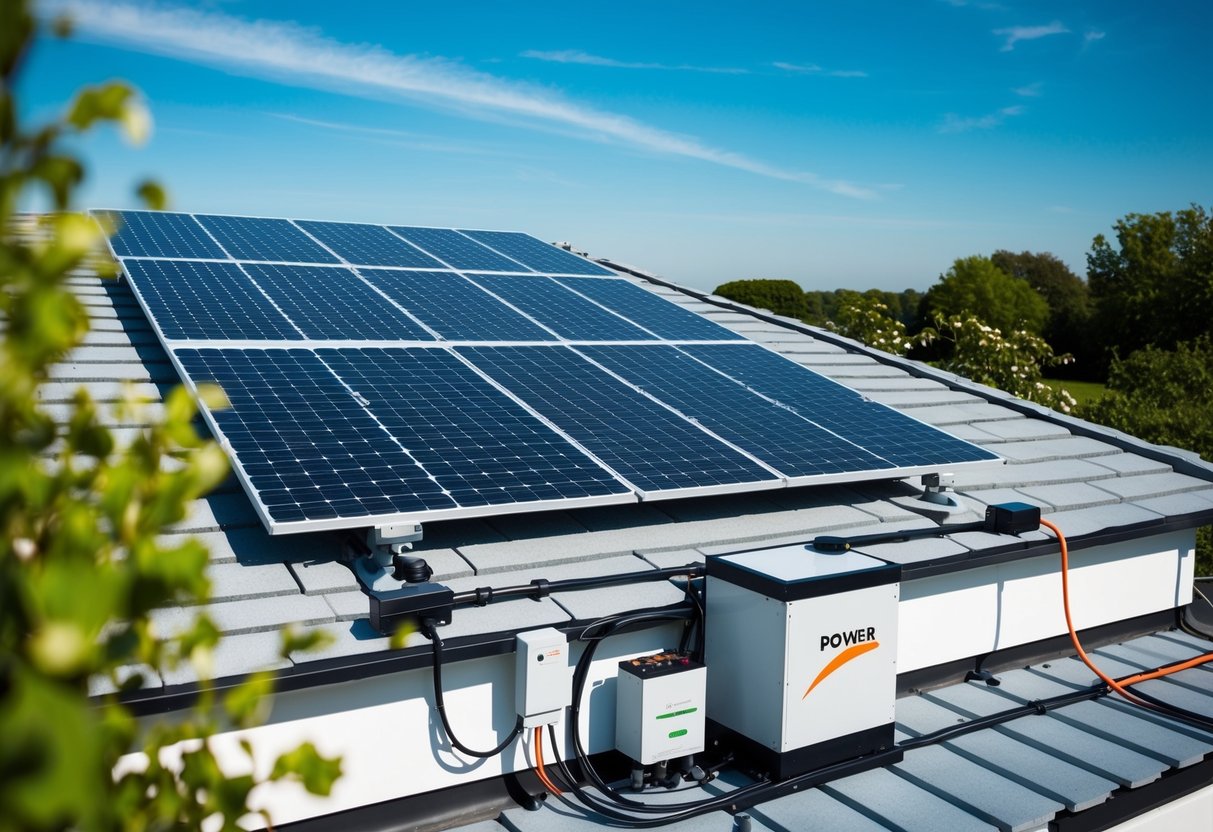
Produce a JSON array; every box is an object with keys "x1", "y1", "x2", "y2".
[
  {"x1": 668, "y1": 728, "x2": 688, "y2": 739},
  {"x1": 655, "y1": 707, "x2": 698, "y2": 720}
]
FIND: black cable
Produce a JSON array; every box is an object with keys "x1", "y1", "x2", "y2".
[
  {"x1": 1120, "y1": 686, "x2": 1213, "y2": 732},
  {"x1": 451, "y1": 564, "x2": 703, "y2": 608},
  {"x1": 426, "y1": 620, "x2": 523, "y2": 758}
]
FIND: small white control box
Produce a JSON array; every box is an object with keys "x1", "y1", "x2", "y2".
[
  {"x1": 515, "y1": 627, "x2": 570, "y2": 728},
  {"x1": 615, "y1": 652, "x2": 707, "y2": 765}
]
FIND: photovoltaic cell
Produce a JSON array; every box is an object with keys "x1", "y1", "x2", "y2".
[
  {"x1": 387, "y1": 226, "x2": 531, "y2": 272},
  {"x1": 458, "y1": 229, "x2": 616, "y2": 275},
  {"x1": 557, "y1": 278, "x2": 744, "y2": 341},
  {"x1": 682, "y1": 344, "x2": 1001, "y2": 468},
  {"x1": 105, "y1": 210, "x2": 227, "y2": 259},
  {"x1": 459, "y1": 346, "x2": 775, "y2": 494},
  {"x1": 175, "y1": 348, "x2": 456, "y2": 523},
  {"x1": 580, "y1": 345, "x2": 892, "y2": 477},
  {"x1": 124, "y1": 259, "x2": 301, "y2": 341},
  {"x1": 239, "y1": 264, "x2": 434, "y2": 341},
  {"x1": 319, "y1": 348, "x2": 629, "y2": 506},
  {"x1": 360, "y1": 270, "x2": 554, "y2": 342},
  {"x1": 469, "y1": 275, "x2": 655, "y2": 341},
  {"x1": 195, "y1": 214, "x2": 339, "y2": 264},
  {"x1": 295, "y1": 220, "x2": 446, "y2": 268}
]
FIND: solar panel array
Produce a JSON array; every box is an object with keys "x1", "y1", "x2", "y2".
[{"x1": 99, "y1": 210, "x2": 1000, "y2": 535}]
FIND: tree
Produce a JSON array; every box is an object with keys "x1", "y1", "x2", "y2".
[
  {"x1": 991, "y1": 250, "x2": 1094, "y2": 377},
  {"x1": 1087, "y1": 205, "x2": 1213, "y2": 364},
  {"x1": 1078, "y1": 336, "x2": 1213, "y2": 573},
  {"x1": 0, "y1": 4, "x2": 339, "y2": 829},
  {"x1": 713, "y1": 278, "x2": 811, "y2": 321},
  {"x1": 922, "y1": 255, "x2": 1050, "y2": 336},
  {"x1": 826, "y1": 292, "x2": 916, "y2": 356},
  {"x1": 920, "y1": 314, "x2": 1076, "y2": 413}
]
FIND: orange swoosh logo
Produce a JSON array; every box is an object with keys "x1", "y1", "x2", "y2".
[{"x1": 802, "y1": 641, "x2": 880, "y2": 699}]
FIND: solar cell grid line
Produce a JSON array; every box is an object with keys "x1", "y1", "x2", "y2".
[
  {"x1": 174, "y1": 348, "x2": 457, "y2": 530},
  {"x1": 682, "y1": 344, "x2": 1002, "y2": 468},
  {"x1": 555, "y1": 277, "x2": 746, "y2": 342},
  {"x1": 194, "y1": 214, "x2": 340, "y2": 264},
  {"x1": 318, "y1": 348, "x2": 633, "y2": 508},
  {"x1": 100, "y1": 209, "x2": 228, "y2": 259},
  {"x1": 294, "y1": 220, "x2": 447, "y2": 268},
  {"x1": 386, "y1": 226, "x2": 533, "y2": 273},
  {"x1": 359, "y1": 270, "x2": 556, "y2": 342},
  {"x1": 122, "y1": 259, "x2": 304, "y2": 341},
  {"x1": 239, "y1": 264, "x2": 436, "y2": 341},
  {"x1": 458, "y1": 345, "x2": 780, "y2": 496},
  {"x1": 468, "y1": 274, "x2": 657, "y2": 341},
  {"x1": 457, "y1": 229, "x2": 617, "y2": 276},
  {"x1": 578, "y1": 345, "x2": 894, "y2": 478}
]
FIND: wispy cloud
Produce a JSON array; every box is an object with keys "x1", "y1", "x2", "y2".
[
  {"x1": 521, "y1": 49, "x2": 747, "y2": 75},
  {"x1": 1013, "y1": 82, "x2": 1043, "y2": 98},
  {"x1": 269, "y1": 113, "x2": 523, "y2": 157},
  {"x1": 1084, "y1": 30, "x2": 1106, "y2": 44},
  {"x1": 993, "y1": 21, "x2": 1069, "y2": 51},
  {"x1": 773, "y1": 62, "x2": 868, "y2": 78},
  {"x1": 941, "y1": 0, "x2": 1005, "y2": 10},
  {"x1": 55, "y1": 1, "x2": 874, "y2": 198},
  {"x1": 939, "y1": 105, "x2": 1024, "y2": 133}
]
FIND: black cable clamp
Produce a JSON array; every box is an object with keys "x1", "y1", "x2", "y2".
[
  {"x1": 471, "y1": 586, "x2": 494, "y2": 607},
  {"x1": 530, "y1": 578, "x2": 551, "y2": 598}
]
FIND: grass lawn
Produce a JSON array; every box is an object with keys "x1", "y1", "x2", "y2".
[{"x1": 1045, "y1": 378, "x2": 1107, "y2": 407}]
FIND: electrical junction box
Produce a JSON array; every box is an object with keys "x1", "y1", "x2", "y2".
[
  {"x1": 705, "y1": 545, "x2": 901, "y2": 779},
  {"x1": 515, "y1": 627, "x2": 570, "y2": 728},
  {"x1": 615, "y1": 652, "x2": 707, "y2": 765}
]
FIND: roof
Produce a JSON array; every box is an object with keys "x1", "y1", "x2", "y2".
[
  {"x1": 490, "y1": 628, "x2": 1213, "y2": 832},
  {"x1": 56, "y1": 251, "x2": 1213, "y2": 697}
]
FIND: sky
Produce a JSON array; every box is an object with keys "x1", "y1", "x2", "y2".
[{"x1": 18, "y1": 0, "x2": 1213, "y2": 292}]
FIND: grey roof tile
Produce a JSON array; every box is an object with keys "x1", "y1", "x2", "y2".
[
  {"x1": 912, "y1": 403, "x2": 1020, "y2": 425},
  {"x1": 844, "y1": 376, "x2": 950, "y2": 392},
  {"x1": 854, "y1": 536, "x2": 970, "y2": 566},
  {"x1": 1132, "y1": 490, "x2": 1213, "y2": 518},
  {"x1": 1035, "y1": 503, "x2": 1165, "y2": 539},
  {"x1": 892, "y1": 744, "x2": 1063, "y2": 831},
  {"x1": 47, "y1": 361, "x2": 156, "y2": 382},
  {"x1": 1091, "y1": 472, "x2": 1213, "y2": 501},
  {"x1": 37, "y1": 381, "x2": 161, "y2": 403},
  {"x1": 553, "y1": 573, "x2": 688, "y2": 620},
  {"x1": 967, "y1": 418, "x2": 1072, "y2": 441},
  {"x1": 169, "y1": 492, "x2": 262, "y2": 533},
  {"x1": 287, "y1": 620, "x2": 390, "y2": 663},
  {"x1": 324, "y1": 590, "x2": 368, "y2": 622},
  {"x1": 206, "y1": 561, "x2": 299, "y2": 603},
  {"x1": 864, "y1": 389, "x2": 985, "y2": 408},
  {"x1": 1087, "y1": 453, "x2": 1173, "y2": 475},
  {"x1": 824, "y1": 767, "x2": 997, "y2": 831},
  {"x1": 88, "y1": 663, "x2": 163, "y2": 697},
  {"x1": 1013, "y1": 483, "x2": 1123, "y2": 512},
  {"x1": 749, "y1": 788, "x2": 891, "y2": 831},
  {"x1": 151, "y1": 593, "x2": 334, "y2": 638},
  {"x1": 399, "y1": 598, "x2": 571, "y2": 649},
  {"x1": 952, "y1": 459, "x2": 1118, "y2": 490},
  {"x1": 161, "y1": 630, "x2": 290, "y2": 687},
  {"x1": 993, "y1": 437, "x2": 1121, "y2": 462},
  {"x1": 289, "y1": 560, "x2": 357, "y2": 595},
  {"x1": 635, "y1": 549, "x2": 706, "y2": 568},
  {"x1": 961, "y1": 487, "x2": 1044, "y2": 509},
  {"x1": 176, "y1": 527, "x2": 340, "y2": 566}
]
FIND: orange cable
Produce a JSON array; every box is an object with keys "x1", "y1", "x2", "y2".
[
  {"x1": 533, "y1": 726, "x2": 564, "y2": 796},
  {"x1": 1040, "y1": 518, "x2": 1213, "y2": 705}
]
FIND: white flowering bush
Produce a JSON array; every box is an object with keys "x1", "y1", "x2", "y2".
[
  {"x1": 827, "y1": 295, "x2": 915, "y2": 356},
  {"x1": 921, "y1": 314, "x2": 1077, "y2": 413}
]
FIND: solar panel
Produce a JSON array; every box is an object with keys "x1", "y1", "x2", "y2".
[
  {"x1": 176, "y1": 348, "x2": 457, "y2": 526},
  {"x1": 468, "y1": 275, "x2": 656, "y2": 341},
  {"x1": 459, "y1": 346, "x2": 778, "y2": 495},
  {"x1": 579, "y1": 345, "x2": 894, "y2": 479},
  {"x1": 105, "y1": 210, "x2": 227, "y2": 259},
  {"x1": 123, "y1": 259, "x2": 303, "y2": 340},
  {"x1": 295, "y1": 220, "x2": 446, "y2": 268},
  {"x1": 99, "y1": 209, "x2": 1001, "y2": 536},
  {"x1": 360, "y1": 270, "x2": 554, "y2": 342},
  {"x1": 240, "y1": 264, "x2": 434, "y2": 341},
  {"x1": 387, "y1": 226, "x2": 531, "y2": 272},
  {"x1": 319, "y1": 349, "x2": 630, "y2": 507},
  {"x1": 556, "y1": 278, "x2": 745, "y2": 341},
  {"x1": 458, "y1": 229, "x2": 616, "y2": 275},
  {"x1": 195, "y1": 214, "x2": 339, "y2": 264},
  {"x1": 681, "y1": 344, "x2": 999, "y2": 468}
]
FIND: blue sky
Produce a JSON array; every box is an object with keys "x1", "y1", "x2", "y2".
[{"x1": 20, "y1": 0, "x2": 1213, "y2": 292}]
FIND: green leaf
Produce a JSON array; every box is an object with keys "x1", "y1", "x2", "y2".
[{"x1": 271, "y1": 743, "x2": 343, "y2": 796}]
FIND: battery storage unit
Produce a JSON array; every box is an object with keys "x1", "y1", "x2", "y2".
[
  {"x1": 705, "y1": 546, "x2": 901, "y2": 779},
  {"x1": 615, "y1": 652, "x2": 707, "y2": 765}
]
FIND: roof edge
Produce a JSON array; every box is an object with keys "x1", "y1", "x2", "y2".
[{"x1": 600, "y1": 259, "x2": 1213, "y2": 485}]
